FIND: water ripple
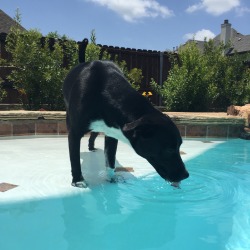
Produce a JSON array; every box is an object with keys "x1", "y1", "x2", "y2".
[{"x1": 121, "y1": 165, "x2": 247, "y2": 217}]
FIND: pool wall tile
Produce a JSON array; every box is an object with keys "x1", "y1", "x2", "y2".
[
  {"x1": 0, "y1": 122, "x2": 12, "y2": 136},
  {"x1": 36, "y1": 122, "x2": 58, "y2": 135},
  {"x1": 228, "y1": 126, "x2": 243, "y2": 138},
  {"x1": 177, "y1": 125, "x2": 186, "y2": 137},
  {"x1": 13, "y1": 122, "x2": 35, "y2": 136},
  {"x1": 58, "y1": 122, "x2": 67, "y2": 135},
  {"x1": 186, "y1": 125, "x2": 207, "y2": 137},
  {"x1": 0, "y1": 112, "x2": 246, "y2": 138},
  {"x1": 207, "y1": 125, "x2": 228, "y2": 138}
]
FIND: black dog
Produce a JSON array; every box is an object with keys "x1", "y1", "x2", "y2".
[{"x1": 63, "y1": 60, "x2": 189, "y2": 188}]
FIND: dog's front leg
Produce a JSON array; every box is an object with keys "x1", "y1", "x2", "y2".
[
  {"x1": 104, "y1": 136, "x2": 118, "y2": 182},
  {"x1": 68, "y1": 132, "x2": 88, "y2": 188}
]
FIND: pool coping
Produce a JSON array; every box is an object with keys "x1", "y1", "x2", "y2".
[{"x1": 0, "y1": 110, "x2": 246, "y2": 138}]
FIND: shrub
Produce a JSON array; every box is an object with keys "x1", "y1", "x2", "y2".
[
  {"x1": 5, "y1": 26, "x2": 78, "y2": 110},
  {"x1": 5, "y1": 11, "x2": 143, "y2": 110},
  {"x1": 0, "y1": 78, "x2": 7, "y2": 102},
  {"x1": 152, "y1": 40, "x2": 250, "y2": 111}
]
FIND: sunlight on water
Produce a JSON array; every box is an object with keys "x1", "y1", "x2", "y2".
[{"x1": 0, "y1": 139, "x2": 249, "y2": 250}]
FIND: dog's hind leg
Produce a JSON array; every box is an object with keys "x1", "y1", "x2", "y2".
[
  {"x1": 104, "y1": 136, "x2": 118, "y2": 182},
  {"x1": 68, "y1": 131, "x2": 88, "y2": 188}
]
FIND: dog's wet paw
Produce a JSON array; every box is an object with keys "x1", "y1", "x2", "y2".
[
  {"x1": 106, "y1": 168, "x2": 126, "y2": 183},
  {"x1": 106, "y1": 175, "x2": 117, "y2": 183},
  {"x1": 106, "y1": 167, "x2": 115, "y2": 180},
  {"x1": 107, "y1": 175, "x2": 126, "y2": 184},
  {"x1": 109, "y1": 177, "x2": 117, "y2": 183},
  {"x1": 71, "y1": 180, "x2": 88, "y2": 188},
  {"x1": 89, "y1": 147, "x2": 97, "y2": 152}
]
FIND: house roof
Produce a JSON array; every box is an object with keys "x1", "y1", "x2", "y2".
[
  {"x1": 0, "y1": 9, "x2": 26, "y2": 34},
  {"x1": 184, "y1": 24, "x2": 250, "y2": 55},
  {"x1": 213, "y1": 28, "x2": 250, "y2": 54}
]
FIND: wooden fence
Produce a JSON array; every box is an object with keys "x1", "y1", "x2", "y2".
[
  {"x1": 99, "y1": 45, "x2": 172, "y2": 104},
  {"x1": 0, "y1": 33, "x2": 173, "y2": 106}
]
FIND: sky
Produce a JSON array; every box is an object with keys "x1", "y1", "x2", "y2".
[{"x1": 1, "y1": 0, "x2": 250, "y2": 51}]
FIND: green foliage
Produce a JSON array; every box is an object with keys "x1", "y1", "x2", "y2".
[
  {"x1": 115, "y1": 60, "x2": 142, "y2": 91},
  {"x1": 127, "y1": 68, "x2": 143, "y2": 91},
  {"x1": 85, "y1": 30, "x2": 101, "y2": 62},
  {"x1": 152, "y1": 40, "x2": 250, "y2": 111},
  {"x1": 85, "y1": 30, "x2": 110, "y2": 62},
  {"x1": 14, "y1": 8, "x2": 22, "y2": 24},
  {"x1": 5, "y1": 26, "x2": 78, "y2": 110},
  {"x1": 0, "y1": 78, "x2": 7, "y2": 102},
  {"x1": 5, "y1": 11, "x2": 143, "y2": 110},
  {"x1": 0, "y1": 59, "x2": 7, "y2": 101}
]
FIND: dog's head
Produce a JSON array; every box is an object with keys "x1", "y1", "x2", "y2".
[{"x1": 123, "y1": 114, "x2": 189, "y2": 184}]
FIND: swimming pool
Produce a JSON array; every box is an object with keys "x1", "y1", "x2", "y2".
[{"x1": 0, "y1": 136, "x2": 249, "y2": 250}]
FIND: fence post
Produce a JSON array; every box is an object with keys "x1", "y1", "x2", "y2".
[{"x1": 159, "y1": 51, "x2": 164, "y2": 106}]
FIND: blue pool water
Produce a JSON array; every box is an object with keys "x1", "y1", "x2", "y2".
[{"x1": 0, "y1": 137, "x2": 249, "y2": 250}]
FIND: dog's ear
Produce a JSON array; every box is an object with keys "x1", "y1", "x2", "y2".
[
  {"x1": 122, "y1": 115, "x2": 161, "y2": 139},
  {"x1": 123, "y1": 114, "x2": 169, "y2": 132},
  {"x1": 123, "y1": 123, "x2": 155, "y2": 140},
  {"x1": 123, "y1": 117, "x2": 145, "y2": 132}
]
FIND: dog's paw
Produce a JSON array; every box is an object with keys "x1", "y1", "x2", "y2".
[
  {"x1": 108, "y1": 176, "x2": 126, "y2": 184},
  {"x1": 106, "y1": 167, "x2": 116, "y2": 182},
  {"x1": 106, "y1": 168, "x2": 126, "y2": 183},
  {"x1": 109, "y1": 177, "x2": 117, "y2": 183},
  {"x1": 89, "y1": 147, "x2": 97, "y2": 152},
  {"x1": 71, "y1": 180, "x2": 88, "y2": 188}
]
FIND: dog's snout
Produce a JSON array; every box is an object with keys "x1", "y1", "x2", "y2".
[{"x1": 182, "y1": 170, "x2": 189, "y2": 180}]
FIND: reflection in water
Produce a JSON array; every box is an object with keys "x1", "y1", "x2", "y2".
[
  {"x1": 62, "y1": 149, "x2": 177, "y2": 249},
  {"x1": 62, "y1": 181, "x2": 177, "y2": 250}
]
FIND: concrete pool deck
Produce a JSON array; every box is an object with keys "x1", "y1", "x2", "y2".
[{"x1": 0, "y1": 110, "x2": 246, "y2": 138}]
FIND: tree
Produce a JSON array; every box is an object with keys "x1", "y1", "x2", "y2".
[
  {"x1": 203, "y1": 40, "x2": 250, "y2": 109},
  {"x1": 5, "y1": 11, "x2": 78, "y2": 110},
  {"x1": 152, "y1": 40, "x2": 250, "y2": 111},
  {"x1": 0, "y1": 76, "x2": 6, "y2": 102},
  {"x1": 5, "y1": 10, "x2": 143, "y2": 110},
  {"x1": 85, "y1": 30, "x2": 110, "y2": 62},
  {"x1": 6, "y1": 28, "x2": 78, "y2": 110}
]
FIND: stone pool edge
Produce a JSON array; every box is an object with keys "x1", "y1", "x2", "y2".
[{"x1": 0, "y1": 110, "x2": 246, "y2": 138}]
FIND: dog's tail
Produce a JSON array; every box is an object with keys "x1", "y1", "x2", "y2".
[{"x1": 78, "y1": 38, "x2": 88, "y2": 63}]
